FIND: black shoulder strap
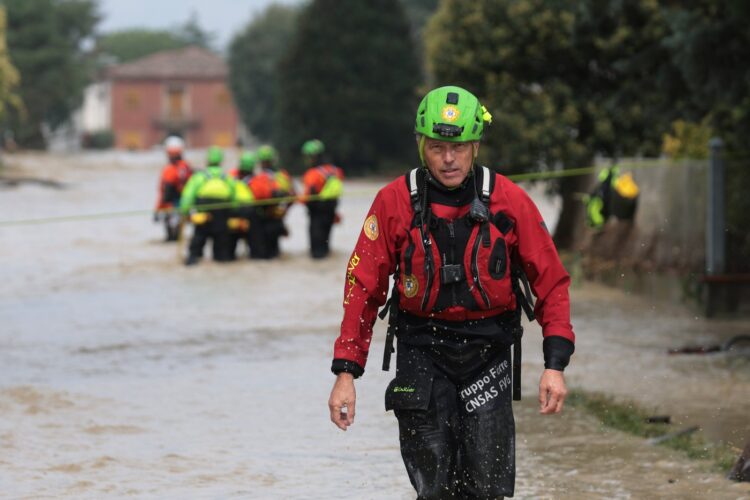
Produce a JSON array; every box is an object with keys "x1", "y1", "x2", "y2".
[
  {"x1": 510, "y1": 251, "x2": 535, "y2": 322},
  {"x1": 379, "y1": 284, "x2": 399, "y2": 371}
]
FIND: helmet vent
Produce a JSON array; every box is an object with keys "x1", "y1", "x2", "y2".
[
  {"x1": 446, "y1": 92, "x2": 459, "y2": 104},
  {"x1": 421, "y1": 116, "x2": 425, "y2": 127}
]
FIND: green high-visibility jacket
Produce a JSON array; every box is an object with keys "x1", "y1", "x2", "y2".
[{"x1": 180, "y1": 166, "x2": 254, "y2": 214}]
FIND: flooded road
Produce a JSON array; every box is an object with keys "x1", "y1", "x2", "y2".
[{"x1": 1, "y1": 152, "x2": 748, "y2": 498}]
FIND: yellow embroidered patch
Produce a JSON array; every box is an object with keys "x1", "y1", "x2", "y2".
[
  {"x1": 441, "y1": 105, "x2": 460, "y2": 123},
  {"x1": 364, "y1": 214, "x2": 379, "y2": 241},
  {"x1": 403, "y1": 274, "x2": 419, "y2": 298}
]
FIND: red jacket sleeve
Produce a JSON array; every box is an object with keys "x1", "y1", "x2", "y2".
[
  {"x1": 333, "y1": 188, "x2": 400, "y2": 372},
  {"x1": 502, "y1": 179, "x2": 575, "y2": 344}
]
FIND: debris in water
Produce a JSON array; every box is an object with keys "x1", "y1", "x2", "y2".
[
  {"x1": 645, "y1": 415, "x2": 671, "y2": 424},
  {"x1": 667, "y1": 334, "x2": 750, "y2": 355}
]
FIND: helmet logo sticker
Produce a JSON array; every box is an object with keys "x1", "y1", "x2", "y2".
[
  {"x1": 403, "y1": 274, "x2": 419, "y2": 298},
  {"x1": 441, "y1": 105, "x2": 460, "y2": 123},
  {"x1": 364, "y1": 214, "x2": 379, "y2": 241}
]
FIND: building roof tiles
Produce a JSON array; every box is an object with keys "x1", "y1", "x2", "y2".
[{"x1": 108, "y1": 46, "x2": 227, "y2": 80}]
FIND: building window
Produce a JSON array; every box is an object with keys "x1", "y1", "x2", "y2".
[
  {"x1": 121, "y1": 130, "x2": 143, "y2": 150},
  {"x1": 125, "y1": 90, "x2": 140, "y2": 110},
  {"x1": 212, "y1": 131, "x2": 232, "y2": 147},
  {"x1": 167, "y1": 84, "x2": 186, "y2": 120},
  {"x1": 216, "y1": 89, "x2": 230, "y2": 108}
]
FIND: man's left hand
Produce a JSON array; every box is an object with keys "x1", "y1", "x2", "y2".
[{"x1": 539, "y1": 369, "x2": 567, "y2": 414}]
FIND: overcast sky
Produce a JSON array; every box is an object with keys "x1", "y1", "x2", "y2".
[{"x1": 98, "y1": 0, "x2": 302, "y2": 51}]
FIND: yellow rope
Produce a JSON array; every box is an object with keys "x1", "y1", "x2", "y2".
[{"x1": 0, "y1": 159, "x2": 700, "y2": 227}]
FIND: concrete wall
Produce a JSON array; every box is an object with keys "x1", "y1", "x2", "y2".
[
  {"x1": 579, "y1": 158, "x2": 713, "y2": 307},
  {"x1": 581, "y1": 158, "x2": 708, "y2": 273}
]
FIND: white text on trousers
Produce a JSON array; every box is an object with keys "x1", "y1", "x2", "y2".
[{"x1": 462, "y1": 359, "x2": 511, "y2": 413}]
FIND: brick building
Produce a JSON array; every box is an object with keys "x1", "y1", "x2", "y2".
[{"x1": 109, "y1": 47, "x2": 238, "y2": 149}]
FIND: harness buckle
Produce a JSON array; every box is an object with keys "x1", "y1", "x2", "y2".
[{"x1": 440, "y1": 264, "x2": 465, "y2": 284}]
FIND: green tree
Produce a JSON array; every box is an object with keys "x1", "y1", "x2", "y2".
[
  {"x1": 3, "y1": 0, "x2": 98, "y2": 148},
  {"x1": 178, "y1": 11, "x2": 215, "y2": 49},
  {"x1": 97, "y1": 14, "x2": 214, "y2": 65},
  {"x1": 425, "y1": 0, "x2": 678, "y2": 248},
  {"x1": 399, "y1": 0, "x2": 439, "y2": 81},
  {"x1": 276, "y1": 0, "x2": 420, "y2": 173},
  {"x1": 0, "y1": 6, "x2": 22, "y2": 127},
  {"x1": 659, "y1": 1, "x2": 750, "y2": 270},
  {"x1": 96, "y1": 30, "x2": 187, "y2": 64},
  {"x1": 228, "y1": 4, "x2": 299, "y2": 142},
  {"x1": 400, "y1": 0, "x2": 439, "y2": 36}
]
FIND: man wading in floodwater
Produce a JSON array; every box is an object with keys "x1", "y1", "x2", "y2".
[{"x1": 328, "y1": 86, "x2": 575, "y2": 499}]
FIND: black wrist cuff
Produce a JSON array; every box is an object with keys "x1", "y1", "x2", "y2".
[
  {"x1": 543, "y1": 336, "x2": 575, "y2": 371},
  {"x1": 331, "y1": 358, "x2": 364, "y2": 379}
]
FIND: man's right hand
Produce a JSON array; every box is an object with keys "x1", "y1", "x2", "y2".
[{"x1": 328, "y1": 372, "x2": 356, "y2": 431}]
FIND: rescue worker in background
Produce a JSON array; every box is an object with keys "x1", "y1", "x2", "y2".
[
  {"x1": 585, "y1": 165, "x2": 639, "y2": 229},
  {"x1": 179, "y1": 146, "x2": 253, "y2": 266},
  {"x1": 229, "y1": 151, "x2": 257, "y2": 258},
  {"x1": 246, "y1": 145, "x2": 295, "y2": 259},
  {"x1": 327, "y1": 86, "x2": 575, "y2": 499},
  {"x1": 154, "y1": 136, "x2": 193, "y2": 241},
  {"x1": 229, "y1": 150, "x2": 256, "y2": 181},
  {"x1": 300, "y1": 139, "x2": 343, "y2": 259}
]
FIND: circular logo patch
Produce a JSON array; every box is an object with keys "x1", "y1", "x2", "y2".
[
  {"x1": 363, "y1": 214, "x2": 379, "y2": 241},
  {"x1": 441, "y1": 105, "x2": 460, "y2": 123},
  {"x1": 403, "y1": 274, "x2": 419, "y2": 298}
]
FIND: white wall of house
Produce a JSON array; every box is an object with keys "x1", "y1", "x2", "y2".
[
  {"x1": 79, "y1": 81, "x2": 112, "y2": 132},
  {"x1": 48, "y1": 81, "x2": 113, "y2": 152}
]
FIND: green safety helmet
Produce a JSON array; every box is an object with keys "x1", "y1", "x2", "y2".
[
  {"x1": 415, "y1": 86, "x2": 492, "y2": 143},
  {"x1": 239, "y1": 151, "x2": 256, "y2": 171},
  {"x1": 257, "y1": 144, "x2": 277, "y2": 162},
  {"x1": 206, "y1": 146, "x2": 224, "y2": 166},
  {"x1": 301, "y1": 139, "x2": 325, "y2": 156}
]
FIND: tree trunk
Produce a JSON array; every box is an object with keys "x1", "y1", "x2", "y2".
[
  {"x1": 552, "y1": 170, "x2": 593, "y2": 251},
  {"x1": 728, "y1": 440, "x2": 750, "y2": 482}
]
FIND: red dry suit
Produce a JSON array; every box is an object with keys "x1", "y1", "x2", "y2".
[
  {"x1": 156, "y1": 159, "x2": 193, "y2": 210},
  {"x1": 333, "y1": 166, "x2": 574, "y2": 373}
]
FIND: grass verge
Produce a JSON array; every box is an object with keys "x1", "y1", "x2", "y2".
[{"x1": 567, "y1": 388, "x2": 739, "y2": 473}]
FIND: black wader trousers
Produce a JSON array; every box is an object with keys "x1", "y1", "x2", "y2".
[
  {"x1": 386, "y1": 338, "x2": 515, "y2": 499},
  {"x1": 307, "y1": 199, "x2": 337, "y2": 259},
  {"x1": 188, "y1": 208, "x2": 232, "y2": 262},
  {"x1": 163, "y1": 212, "x2": 181, "y2": 242},
  {"x1": 248, "y1": 209, "x2": 285, "y2": 259},
  {"x1": 229, "y1": 228, "x2": 250, "y2": 259}
]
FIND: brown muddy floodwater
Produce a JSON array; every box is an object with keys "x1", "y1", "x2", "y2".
[{"x1": 0, "y1": 152, "x2": 748, "y2": 499}]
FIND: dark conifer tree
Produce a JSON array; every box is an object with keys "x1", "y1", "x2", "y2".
[{"x1": 276, "y1": 0, "x2": 420, "y2": 173}]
